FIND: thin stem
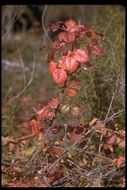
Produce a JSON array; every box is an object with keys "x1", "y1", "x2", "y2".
[
  {"x1": 5, "y1": 51, "x2": 36, "y2": 106},
  {"x1": 41, "y1": 5, "x2": 52, "y2": 44},
  {"x1": 25, "y1": 81, "x2": 67, "y2": 168},
  {"x1": 105, "y1": 72, "x2": 120, "y2": 120}
]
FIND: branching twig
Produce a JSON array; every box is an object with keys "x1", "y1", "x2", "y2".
[
  {"x1": 2, "y1": 134, "x2": 35, "y2": 146},
  {"x1": 46, "y1": 108, "x2": 125, "y2": 172},
  {"x1": 5, "y1": 51, "x2": 36, "y2": 106}
]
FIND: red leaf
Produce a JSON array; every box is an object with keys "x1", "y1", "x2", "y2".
[
  {"x1": 48, "y1": 98, "x2": 59, "y2": 108},
  {"x1": 112, "y1": 156, "x2": 125, "y2": 168},
  {"x1": 58, "y1": 32, "x2": 69, "y2": 43},
  {"x1": 58, "y1": 31, "x2": 76, "y2": 43},
  {"x1": 46, "y1": 111, "x2": 55, "y2": 120},
  {"x1": 72, "y1": 25, "x2": 86, "y2": 36},
  {"x1": 68, "y1": 32, "x2": 76, "y2": 43},
  {"x1": 108, "y1": 145, "x2": 114, "y2": 153},
  {"x1": 66, "y1": 88, "x2": 77, "y2": 96},
  {"x1": 29, "y1": 119, "x2": 41, "y2": 135},
  {"x1": 108, "y1": 134, "x2": 117, "y2": 145},
  {"x1": 64, "y1": 19, "x2": 77, "y2": 31},
  {"x1": 72, "y1": 49, "x2": 89, "y2": 63},
  {"x1": 49, "y1": 61, "x2": 57, "y2": 75},
  {"x1": 61, "y1": 55, "x2": 79, "y2": 73},
  {"x1": 52, "y1": 68, "x2": 67, "y2": 85},
  {"x1": 58, "y1": 60, "x2": 67, "y2": 70},
  {"x1": 64, "y1": 20, "x2": 86, "y2": 36},
  {"x1": 65, "y1": 81, "x2": 80, "y2": 96},
  {"x1": 90, "y1": 44, "x2": 104, "y2": 56},
  {"x1": 36, "y1": 105, "x2": 49, "y2": 121},
  {"x1": 52, "y1": 40, "x2": 67, "y2": 54},
  {"x1": 77, "y1": 24, "x2": 86, "y2": 33},
  {"x1": 69, "y1": 80, "x2": 80, "y2": 89}
]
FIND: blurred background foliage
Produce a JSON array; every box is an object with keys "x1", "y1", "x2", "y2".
[{"x1": 2, "y1": 5, "x2": 125, "y2": 136}]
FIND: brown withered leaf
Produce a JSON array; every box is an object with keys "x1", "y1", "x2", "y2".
[
  {"x1": 112, "y1": 156, "x2": 125, "y2": 168},
  {"x1": 99, "y1": 143, "x2": 114, "y2": 153},
  {"x1": 29, "y1": 119, "x2": 41, "y2": 135},
  {"x1": 50, "y1": 147, "x2": 63, "y2": 157}
]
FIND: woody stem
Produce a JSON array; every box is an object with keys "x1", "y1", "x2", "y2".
[{"x1": 48, "y1": 81, "x2": 67, "y2": 127}]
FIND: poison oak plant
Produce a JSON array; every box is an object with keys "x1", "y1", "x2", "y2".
[
  {"x1": 29, "y1": 19, "x2": 104, "y2": 135},
  {"x1": 2, "y1": 18, "x2": 125, "y2": 187},
  {"x1": 26, "y1": 21, "x2": 124, "y2": 187}
]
